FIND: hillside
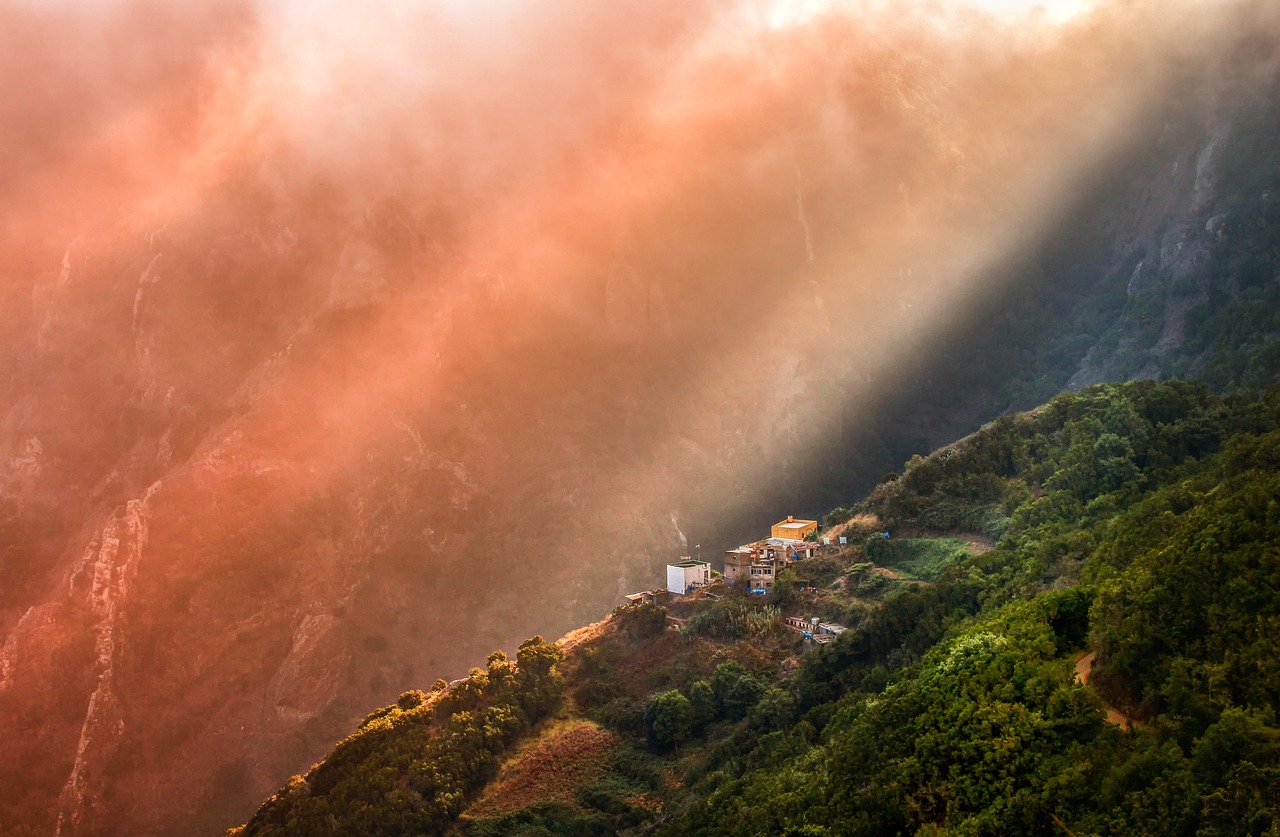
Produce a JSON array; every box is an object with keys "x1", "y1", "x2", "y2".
[{"x1": 232, "y1": 379, "x2": 1280, "y2": 835}]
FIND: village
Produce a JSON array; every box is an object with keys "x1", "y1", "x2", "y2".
[{"x1": 623, "y1": 515, "x2": 852, "y2": 644}]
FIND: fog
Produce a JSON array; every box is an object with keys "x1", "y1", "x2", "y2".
[{"x1": 0, "y1": 0, "x2": 1275, "y2": 832}]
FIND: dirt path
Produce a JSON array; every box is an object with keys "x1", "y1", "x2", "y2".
[
  {"x1": 1074, "y1": 651, "x2": 1136, "y2": 728},
  {"x1": 871, "y1": 566, "x2": 928, "y2": 585},
  {"x1": 957, "y1": 534, "x2": 995, "y2": 554}
]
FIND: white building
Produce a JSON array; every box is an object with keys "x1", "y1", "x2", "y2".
[{"x1": 667, "y1": 559, "x2": 711, "y2": 595}]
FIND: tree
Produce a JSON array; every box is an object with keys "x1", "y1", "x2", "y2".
[
  {"x1": 749, "y1": 688, "x2": 798, "y2": 733},
  {"x1": 714, "y1": 664, "x2": 765, "y2": 721},
  {"x1": 774, "y1": 569, "x2": 797, "y2": 608},
  {"x1": 515, "y1": 636, "x2": 565, "y2": 719},
  {"x1": 645, "y1": 690, "x2": 694, "y2": 751},
  {"x1": 689, "y1": 680, "x2": 716, "y2": 731}
]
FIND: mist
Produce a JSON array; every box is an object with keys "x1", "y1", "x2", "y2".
[{"x1": 0, "y1": 0, "x2": 1275, "y2": 833}]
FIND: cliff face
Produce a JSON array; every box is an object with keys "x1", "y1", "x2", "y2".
[
  {"x1": 4, "y1": 143, "x2": 902, "y2": 831},
  {"x1": 1, "y1": 2, "x2": 1277, "y2": 835},
  {"x1": 814, "y1": 51, "x2": 1280, "y2": 488},
  {"x1": 0, "y1": 209, "x2": 700, "y2": 834},
  {"x1": 1060, "y1": 56, "x2": 1280, "y2": 391}
]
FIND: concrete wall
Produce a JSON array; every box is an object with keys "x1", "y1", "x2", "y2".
[{"x1": 667, "y1": 561, "x2": 710, "y2": 594}]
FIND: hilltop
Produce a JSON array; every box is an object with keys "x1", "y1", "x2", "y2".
[{"x1": 232, "y1": 379, "x2": 1280, "y2": 835}]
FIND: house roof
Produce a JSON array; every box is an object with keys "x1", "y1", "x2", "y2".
[
  {"x1": 777, "y1": 521, "x2": 813, "y2": 529},
  {"x1": 670, "y1": 560, "x2": 710, "y2": 569}
]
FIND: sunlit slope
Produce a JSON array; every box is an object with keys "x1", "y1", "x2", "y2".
[{"x1": 233, "y1": 380, "x2": 1280, "y2": 835}]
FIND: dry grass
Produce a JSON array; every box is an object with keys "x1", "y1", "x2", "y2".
[
  {"x1": 958, "y1": 534, "x2": 996, "y2": 554},
  {"x1": 627, "y1": 792, "x2": 663, "y2": 811},
  {"x1": 827, "y1": 512, "x2": 882, "y2": 541},
  {"x1": 557, "y1": 617, "x2": 612, "y2": 652},
  {"x1": 465, "y1": 719, "x2": 618, "y2": 816}
]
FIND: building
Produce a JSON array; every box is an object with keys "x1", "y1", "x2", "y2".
[
  {"x1": 768, "y1": 539, "x2": 819, "y2": 561},
  {"x1": 771, "y1": 515, "x2": 818, "y2": 542},
  {"x1": 723, "y1": 544, "x2": 762, "y2": 585},
  {"x1": 725, "y1": 537, "x2": 820, "y2": 592},
  {"x1": 623, "y1": 589, "x2": 673, "y2": 606},
  {"x1": 747, "y1": 561, "x2": 777, "y2": 594},
  {"x1": 667, "y1": 559, "x2": 711, "y2": 595},
  {"x1": 724, "y1": 542, "x2": 786, "y2": 592},
  {"x1": 725, "y1": 536, "x2": 823, "y2": 594},
  {"x1": 720, "y1": 516, "x2": 820, "y2": 596},
  {"x1": 784, "y1": 616, "x2": 823, "y2": 636},
  {"x1": 783, "y1": 615, "x2": 848, "y2": 642}
]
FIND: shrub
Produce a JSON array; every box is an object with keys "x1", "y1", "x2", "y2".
[
  {"x1": 613, "y1": 602, "x2": 668, "y2": 640},
  {"x1": 397, "y1": 690, "x2": 427, "y2": 711}
]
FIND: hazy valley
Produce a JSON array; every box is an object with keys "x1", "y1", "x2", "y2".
[{"x1": 1, "y1": 1, "x2": 1279, "y2": 834}]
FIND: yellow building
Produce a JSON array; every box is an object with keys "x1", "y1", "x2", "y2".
[{"x1": 771, "y1": 516, "x2": 817, "y2": 542}]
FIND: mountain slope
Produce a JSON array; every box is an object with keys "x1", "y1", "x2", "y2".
[{"x1": 234, "y1": 380, "x2": 1280, "y2": 835}]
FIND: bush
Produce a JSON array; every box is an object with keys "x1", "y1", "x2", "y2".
[
  {"x1": 613, "y1": 602, "x2": 668, "y2": 640},
  {"x1": 397, "y1": 690, "x2": 427, "y2": 711}
]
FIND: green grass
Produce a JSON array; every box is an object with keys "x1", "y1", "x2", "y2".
[{"x1": 865, "y1": 537, "x2": 970, "y2": 582}]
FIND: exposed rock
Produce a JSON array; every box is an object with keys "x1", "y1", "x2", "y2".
[
  {"x1": 1205, "y1": 213, "x2": 1228, "y2": 240},
  {"x1": 55, "y1": 485, "x2": 159, "y2": 836},
  {"x1": 1193, "y1": 129, "x2": 1227, "y2": 206},
  {"x1": 267, "y1": 614, "x2": 349, "y2": 724}
]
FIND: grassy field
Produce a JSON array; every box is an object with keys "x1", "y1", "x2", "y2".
[
  {"x1": 465, "y1": 719, "x2": 619, "y2": 818},
  {"x1": 865, "y1": 537, "x2": 970, "y2": 581}
]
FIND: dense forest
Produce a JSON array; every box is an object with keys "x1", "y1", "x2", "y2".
[{"x1": 232, "y1": 379, "x2": 1280, "y2": 835}]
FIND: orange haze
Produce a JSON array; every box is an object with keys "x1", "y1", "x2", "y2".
[{"x1": 0, "y1": 0, "x2": 1275, "y2": 834}]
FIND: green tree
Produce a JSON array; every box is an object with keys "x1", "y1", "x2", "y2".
[
  {"x1": 645, "y1": 690, "x2": 694, "y2": 751},
  {"x1": 689, "y1": 680, "x2": 716, "y2": 730},
  {"x1": 748, "y1": 688, "x2": 797, "y2": 733}
]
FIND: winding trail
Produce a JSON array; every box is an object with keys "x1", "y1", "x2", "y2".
[{"x1": 1074, "y1": 651, "x2": 1136, "y2": 728}]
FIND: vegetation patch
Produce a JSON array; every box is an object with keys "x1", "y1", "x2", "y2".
[
  {"x1": 230, "y1": 637, "x2": 566, "y2": 836},
  {"x1": 465, "y1": 720, "x2": 618, "y2": 817},
  {"x1": 863, "y1": 536, "x2": 970, "y2": 582}
]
